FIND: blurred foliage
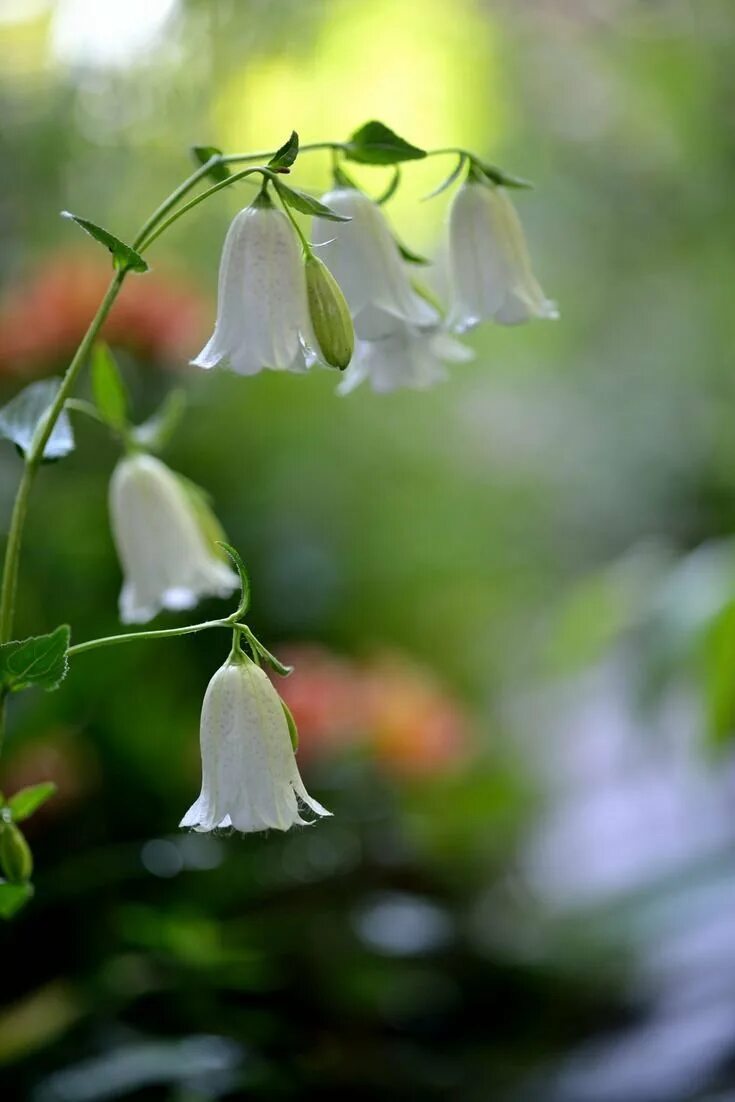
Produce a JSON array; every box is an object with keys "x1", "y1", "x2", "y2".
[{"x1": 1, "y1": 0, "x2": 735, "y2": 1099}]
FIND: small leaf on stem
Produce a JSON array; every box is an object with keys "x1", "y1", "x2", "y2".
[
  {"x1": 91, "y1": 343, "x2": 128, "y2": 432},
  {"x1": 275, "y1": 181, "x2": 351, "y2": 222},
  {"x1": 0, "y1": 625, "x2": 71, "y2": 693},
  {"x1": 61, "y1": 211, "x2": 149, "y2": 272},
  {"x1": 345, "y1": 121, "x2": 426, "y2": 165},
  {"x1": 7, "y1": 783, "x2": 57, "y2": 823},
  {"x1": 268, "y1": 131, "x2": 299, "y2": 171},
  {"x1": 0, "y1": 379, "x2": 74, "y2": 460},
  {"x1": 191, "y1": 145, "x2": 230, "y2": 182}
]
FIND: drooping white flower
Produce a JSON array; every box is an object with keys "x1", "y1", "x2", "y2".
[
  {"x1": 312, "y1": 188, "x2": 438, "y2": 328},
  {"x1": 337, "y1": 307, "x2": 473, "y2": 395},
  {"x1": 109, "y1": 453, "x2": 237, "y2": 624},
  {"x1": 448, "y1": 181, "x2": 558, "y2": 332},
  {"x1": 180, "y1": 656, "x2": 330, "y2": 833},
  {"x1": 192, "y1": 199, "x2": 314, "y2": 376}
]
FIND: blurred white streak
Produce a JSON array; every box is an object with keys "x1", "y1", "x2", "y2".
[{"x1": 51, "y1": 0, "x2": 179, "y2": 68}]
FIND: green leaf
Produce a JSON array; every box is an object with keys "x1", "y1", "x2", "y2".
[
  {"x1": 7, "y1": 783, "x2": 57, "y2": 823},
  {"x1": 268, "y1": 131, "x2": 299, "y2": 171},
  {"x1": 274, "y1": 181, "x2": 351, "y2": 222},
  {"x1": 0, "y1": 378, "x2": 74, "y2": 460},
  {"x1": 0, "y1": 880, "x2": 33, "y2": 920},
  {"x1": 395, "y1": 238, "x2": 430, "y2": 266},
  {"x1": 131, "y1": 389, "x2": 186, "y2": 452},
  {"x1": 241, "y1": 626, "x2": 294, "y2": 678},
  {"x1": 376, "y1": 166, "x2": 401, "y2": 206},
  {"x1": 281, "y1": 699, "x2": 299, "y2": 752},
  {"x1": 345, "y1": 121, "x2": 426, "y2": 165},
  {"x1": 0, "y1": 625, "x2": 71, "y2": 693},
  {"x1": 423, "y1": 154, "x2": 467, "y2": 200},
  {"x1": 216, "y1": 542, "x2": 251, "y2": 620},
  {"x1": 61, "y1": 211, "x2": 149, "y2": 272},
  {"x1": 191, "y1": 145, "x2": 230, "y2": 182},
  {"x1": 91, "y1": 343, "x2": 128, "y2": 432}
]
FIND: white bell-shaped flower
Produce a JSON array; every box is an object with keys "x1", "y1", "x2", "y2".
[
  {"x1": 192, "y1": 199, "x2": 313, "y2": 376},
  {"x1": 109, "y1": 453, "x2": 237, "y2": 624},
  {"x1": 312, "y1": 187, "x2": 438, "y2": 328},
  {"x1": 338, "y1": 307, "x2": 473, "y2": 395},
  {"x1": 181, "y1": 656, "x2": 330, "y2": 833},
  {"x1": 448, "y1": 181, "x2": 558, "y2": 332}
]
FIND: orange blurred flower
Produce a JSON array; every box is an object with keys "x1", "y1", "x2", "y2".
[
  {"x1": 274, "y1": 644, "x2": 470, "y2": 777},
  {"x1": 0, "y1": 253, "x2": 208, "y2": 375}
]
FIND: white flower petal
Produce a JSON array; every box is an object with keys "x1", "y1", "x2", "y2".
[
  {"x1": 313, "y1": 189, "x2": 438, "y2": 329},
  {"x1": 109, "y1": 454, "x2": 237, "y2": 624},
  {"x1": 181, "y1": 660, "x2": 330, "y2": 835},
  {"x1": 448, "y1": 182, "x2": 556, "y2": 330},
  {"x1": 193, "y1": 205, "x2": 311, "y2": 376}
]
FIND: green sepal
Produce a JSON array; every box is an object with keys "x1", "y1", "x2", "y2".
[
  {"x1": 0, "y1": 378, "x2": 74, "y2": 461},
  {"x1": 0, "y1": 823, "x2": 32, "y2": 883},
  {"x1": 7, "y1": 782, "x2": 57, "y2": 823},
  {"x1": 423, "y1": 154, "x2": 467, "y2": 200},
  {"x1": 0, "y1": 625, "x2": 70, "y2": 693},
  {"x1": 91, "y1": 342, "x2": 128, "y2": 433},
  {"x1": 174, "y1": 474, "x2": 228, "y2": 557},
  {"x1": 395, "y1": 238, "x2": 431, "y2": 266},
  {"x1": 281, "y1": 698, "x2": 299, "y2": 752},
  {"x1": 216, "y1": 543, "x2": 251, "y2": 621},
  {"x1": 345, "y1": 121, "x2": 426, "y2": 165},
  {"x1": 131, "y1": 389, "x2": 186, "y2": 453},
  {"x1": 191, "y1": 145, "x2": 230, "y2": 182},
  {"x1": 61, "y1": 211, "x2": 149, "y2": 272},
  {"x1": 332, "y1": 162, "x2": 359, "y2": 189},
  {"x1": 274, "y1": 180, "x2": 351, "y2": 222},
  {"x1": 376, "y1": 166, "x2": 401, "y2": 206},
  {"x1": 241, "y1": 626, "x2": 293, "y2": 677},
  {"x1": 470, "y1": 159, "x2": 533, "y2": 190},
  {"x1": 268, "y1": 131, "x2": 299, "y2": 171},
  {"x1": 0, "y1": 880, "x2": 33, "y2": 920}
]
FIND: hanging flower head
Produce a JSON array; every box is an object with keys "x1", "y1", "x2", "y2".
[
  {"x1": 192, "y1": 192, "x2": 314, "y2": 376},
  {"x1": 338, "y1": 306, "x2": 473, "y2": 395},
  {"x1": 312, "y1": 187, "x2": 438, "y2": 328},
  {"x1": 181, "y1": 649, "x2": 330, "y2": 834},
  {"x1": 109, "y1": 453, "x2": 237, "y2": 624},
  {"x1": 448, "y1": 178, "x2": 558, "y2": 332}
]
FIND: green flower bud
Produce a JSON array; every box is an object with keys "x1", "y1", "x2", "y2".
[
  {"x1": 0, "y1": 823, "x2": 33, "y2": 884},
  {"x1": 305, "y1": 255, "x2": 354, "y2": 370}
]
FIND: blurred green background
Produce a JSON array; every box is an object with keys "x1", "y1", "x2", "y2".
[{"x1": 3, "y1": 1, "x2": 735, "y2": 1098}]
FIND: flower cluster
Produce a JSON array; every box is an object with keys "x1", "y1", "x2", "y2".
[
  {"x1": 0, "y1": 124, "x2": 557, "y2": 883},
  {"x1": 194, "y1": 155, "x2": 555, "y2": 395}
]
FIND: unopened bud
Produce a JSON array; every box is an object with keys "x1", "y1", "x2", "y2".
[
  {"x1": 0, "y1": 823, "x2": 33, "y2": 883},
  {"x1": 305, "y1": 255, "x2": 354, "y2": 370}
]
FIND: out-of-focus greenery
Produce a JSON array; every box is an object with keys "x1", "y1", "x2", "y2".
[{"x1": 2, "y1": 1, "x2": 735, "y2": 1099}]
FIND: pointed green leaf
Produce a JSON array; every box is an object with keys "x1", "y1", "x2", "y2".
[
  {"x1": 191, "y1": 145, "x2": 230, "y2": 182},
  {"x1": 268, "y1": 131, "x2": 299, "y2": 171},
  {"x1": 275, "y1": 181, "x2": 351, "y2": 222},
  {"x1": 0, "y1": 625, "x2": 70, "y2": 693},
  {"x1": 376, "y1": 166, "x2": 401, "y2": 206},
  {"x1": 91, "y1": 343, "x2": 128, "y2": 432},
  {"x1": 216, "y1": 542, "x2": 251, "y2": 620},
  {"x1": 131, "y1": 389, "x2": 186, "y2": 452},
  {"x1": 0, "y1": 880, "x2": 33, "y2": 920},
  {"x1": 345, "y1": 121, "x2": 426, "y2": 165},
  {"x1": 281, "y1": 699, "x2": 299, "y2": 752},
  {"x1": 7, "y1": 783, "x2": 57, "y2": 823},
  {"x1": 61, "y1": 211, "x2": 149, "y2": 273},
  {"x1": 0, "y1": 379, "x2": 74, "y2": 460}
]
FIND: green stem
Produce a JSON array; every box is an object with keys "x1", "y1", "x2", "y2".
[
  {"x1": 136, "y1": 166, "x2": 268, "y2": 252},
  {"x1": 0, "y1": 270, "x2": 126, "y2": 647},
  {"x1": 68, "y1": 616, "x2": 236, "y2": 658},
  {"x1": 132, "y1": 157, "x2": 219, "y2": 250},
  {"x1": 220, "y1": 141, "x2": 344, "y2": 167}
]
